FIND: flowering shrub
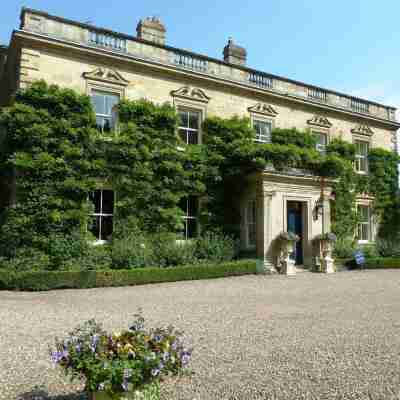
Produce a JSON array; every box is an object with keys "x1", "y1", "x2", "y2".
[
  {"x1": 50, "y1": 313, "x2": 192, "y2": 397},
  {"x1": 313, "y1": 232, "x2": 337, "y2": 242}
]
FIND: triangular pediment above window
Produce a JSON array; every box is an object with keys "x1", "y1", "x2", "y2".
[
  {"x1": 351, "y1": 124, "x2": 374, "y2": 137},
  {"x1": 248, "y1": 103, "x2": 278, "y2": 117},
  {"x1": 307, "y1": 115, "x2": 332, "y2": 128},
  {"x1": 170, "y1": 86, "x2": 211, "y2": 103},
  {"x1": 83, "y1": 67, "x2": 129, "y2": 86}
]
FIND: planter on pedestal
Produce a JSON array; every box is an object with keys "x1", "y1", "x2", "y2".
[
  {"x1": 278, "y1": 232, "x2": 299, "y2": 276},
  {"x1": 313, "y1": 233, "x2": 336, "y2": 273}
]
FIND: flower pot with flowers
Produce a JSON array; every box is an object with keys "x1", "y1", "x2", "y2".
[
  {"x1": 278, "y1": 231, "x2": 299, "y2": 275},
  {"x1": 50, "y1": 313, "x2": 192, "y2": 400}
]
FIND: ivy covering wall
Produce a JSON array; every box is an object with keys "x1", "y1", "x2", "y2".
[{"x1": 0, "y1": 81, "x2": 399, "y2": 261}]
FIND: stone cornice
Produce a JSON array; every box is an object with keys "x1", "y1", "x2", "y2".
[{"x1": 12, "y1": 29, "x2": 400, "y2": 130}]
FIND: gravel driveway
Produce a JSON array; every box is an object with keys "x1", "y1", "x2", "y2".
[{"x1": 2, "y1": 270, "x2": 400, "y2": 400}]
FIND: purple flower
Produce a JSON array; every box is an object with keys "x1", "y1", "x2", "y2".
[
  {"x1": 151, "y1": 368, "x2": 160, "y2": 377},
  {"x1": 154, "y1": 334, "x2": 163, "y2": 343},
  {"x1": 89, "y1": 334, "x2": 99, "y2": 353},
  {"x1": 121, "y1": 380, "x2": 129, "y2": 391},
  {"x1": 162, "y1": 352, "x2": 170, "y2": 362},
  {"x1": 51, "y1": 351, "x2": 63, "y2": 364},
  {"x1": 97, "y1": 383, "x2": 105, "y2": 391},
  {"x1": 171, "y1": 340, "x2": 179, "y2": 351},
  {"x1": 180, "y1": 350, "x2": 191, "y2": 366}
]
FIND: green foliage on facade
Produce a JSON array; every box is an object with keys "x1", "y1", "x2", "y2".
[{"x1": 0, "y1": 81, "x2": 399, "y2": 269}]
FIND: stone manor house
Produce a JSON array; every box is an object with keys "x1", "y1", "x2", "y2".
[{"x1": 0, "y1": 8, "x2": 399, "y2": 270}]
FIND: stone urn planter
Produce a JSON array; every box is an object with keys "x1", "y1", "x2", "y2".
[
  {"x1": 50, "y1": 315, "x2": 192, "y2": 400},
  {"x1": 313, "y1": 232, "x2": 336, "y2": 273},
  {"x1": 278, "y1": 231, "x2": 299, "y2": 276}
]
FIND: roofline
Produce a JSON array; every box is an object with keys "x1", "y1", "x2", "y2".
[
  {"x1": 12, "y1": 28, "x2": 400, "y2": 130},
  {"x1": 18, "y1": 7, "x2": 398, "y2": 111},
  {"x1": 19, "y1": 8, "x2": 398, "y2": 112}
]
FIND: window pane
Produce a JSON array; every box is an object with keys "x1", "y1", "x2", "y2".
[
  {"x1": 179, "y1": 197, "x2": 188, "y2": 216},
  {"x1": 187, "y1": 196, "x2": 198, "y2": 217},
  {"x1": 89, "y1": 190, "x2": 101, "y2": 214},
  {"x1": 188, "y1": 111, "x2": 199, "y2": 130},
  {"x1": 91, "y1": 92, "x2": 106, "y2": 115},
  {"x1": 178, "y1": 111, "x2": 188, "y2": 128},
  {"x1": 102, "y1": 190, "x2": 114, "y2": 214},
  {"x1": 96, "y1": 116, "x2": 105, "y2": 131},
  {"x1": 248, "y1": 224, "x2": 256, "y2": 246},
  {"x1": 105, "y1": 94, "x2": 119, "y2": 115},
  {"x1": 101, "y1": 216, "x2": 113, "y2": 240},
  {"x1": 179, "y1": 128, "x2": 188, "y2": 143},
  {"x1": 187, "y1": 131, "x2": 198, "y2": 144},
  {"x1": 89, "y1": 215, "x2": 100, "y2": 240},
  {"x1": 187, "y1": 218, "x2": 197, "y2": 239},
  {"x1": 254, "y1": 120, "x2": 272, "y2": 143}
]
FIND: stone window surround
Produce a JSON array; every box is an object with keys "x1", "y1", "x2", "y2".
[
  {"x1": 244, "y1": 199, "x2": 256, "y2": 249},
  {"x1": 88, "y1": 187, "x2": 115, "y2": 245},
  {"x1": 312, "y1": 127, "x2": 330, "y2": 153},
  {"x1": 86, "y1": 82, "x2": 125, "y2": 137},
  {"x1": 172, "y1": 97, "x2": 207, "y2": 145},
  {"x1": 353, "y1": 136, "x2": 370, "y2": 175},
  {"x1": 355, "y1": 199, "x2": 374, "y2": 244},
  {"x1": 251, "y1": 116, "x2": 274, "y2": 144}
]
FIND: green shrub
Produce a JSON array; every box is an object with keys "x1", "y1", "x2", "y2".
[
  {"x1": 63, "y1": 245, "x2": 112, "y2": 271},
  {"x1": 45, "y1": 230, "x2": 90, "y2": 269},
  {"x1": 149, "y1": 232, "x2": 197, "y2": 267},
  {"x1": 0, "y1": 248, "x2": 50, "y2": 271},
  {"x1": 358, "y1": 243, "x2": 379, "y2": 259},
  {"x1": 0, "y1": 260, "x2": 257, "y2": 291},
  {"x1": 111, "y1": 218, "x2": 152, "y2": 269},
  {"x1": 333, "y1": 237, "x2": 356, "y2": 258},
  {"x1": 364, "y1": 258, "x2": 400, "y2": 269},
  {"x1": 376, "y1": 237, "x2": 400, "y2": 257},
  {"x1": 194, "y1": 230, "x2": 236, "y2": 263}
]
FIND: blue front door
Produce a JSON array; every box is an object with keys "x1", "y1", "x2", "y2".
[{"x1": 287, "y1": 201, "x2": 303, "y2": 265}]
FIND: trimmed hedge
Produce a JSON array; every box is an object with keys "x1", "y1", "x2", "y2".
[
  {"x1": 363, "y1": 257, "x2": 400, "y2": 269},
  {"x1": 0, "y1": 260, "x2": 257, "y2": 291},
  {"x1": 336, "y1": 257, "x2": 400, "y2": 270}
]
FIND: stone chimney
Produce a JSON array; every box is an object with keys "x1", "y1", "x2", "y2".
[
  {"x1": 223, "y1": 38, "x2": 247, "y2": 66},
  {"x1": 136, "y1": 17, "x2": 166, "y2": 45}
]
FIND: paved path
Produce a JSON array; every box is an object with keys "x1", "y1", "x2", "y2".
[{"x1": 2, "y1": 270, "x2": 400, "y2": 399}]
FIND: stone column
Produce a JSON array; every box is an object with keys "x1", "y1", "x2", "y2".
[{"x1": 256, "y1": 182, "x2": 276, "y2": 273}]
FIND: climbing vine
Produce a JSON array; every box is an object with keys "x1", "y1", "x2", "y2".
[{"x1": 0, "y1": 81, "x2": 399, "y2": 262}]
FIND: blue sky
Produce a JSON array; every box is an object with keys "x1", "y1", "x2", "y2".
[{"x1": 1, "y1": 1, "x2": 400, "y2": 109}]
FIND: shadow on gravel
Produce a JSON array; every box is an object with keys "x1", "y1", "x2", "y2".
[{"x1": 17, "y1": 387, "x2": 87, "y2": 400}]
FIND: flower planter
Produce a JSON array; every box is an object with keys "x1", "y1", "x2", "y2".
[{"x1": 89, "y1": 383, "x2": 159, "y2": 400}]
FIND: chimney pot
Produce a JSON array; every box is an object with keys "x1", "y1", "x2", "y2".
[
  {"x1": 136, "y1": 17, "x2": 166, "y2": 45},
  {"x1": 223, "y1": 38, "x2": 247, "y2": 66}
]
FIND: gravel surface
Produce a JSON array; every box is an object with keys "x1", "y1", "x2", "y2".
[{"x1": 2, "y1": 270, "x2": 400, "y2": 400}]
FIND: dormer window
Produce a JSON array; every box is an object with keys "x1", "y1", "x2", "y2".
[{"x1": 91, "y1": 90, "x2": 119, "y2": 134}]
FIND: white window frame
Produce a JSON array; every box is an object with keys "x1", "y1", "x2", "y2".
[
  {"x1": 354, "y1": 140, "x2": 369, "y2": 174},
  {"x1": 180, "y1": 196, "x2": 198, "y2": 240},
  {"x1": 356, "y1": 204, "x2": 372, "y2": 243},
  {"x1": 314, "y1": 131, "x2": 328, "y2": 153},
  {"x1": 177, "y1": 107, "x2": 202, "y2": 145},
  {"x1": 252, "y1": 117, "x2": 273, "y2": 144},
  {"x1": 89, "y1": 189, "x2": 115, "y2": 244},
  {"x1": 90, "y1": 89, "x2": 120, "y2": 135},
  {"x1": 245, "y1": 199, "x2": 256, "y2": 248}
]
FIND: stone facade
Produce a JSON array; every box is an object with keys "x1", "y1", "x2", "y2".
[{"x1": 1, "y1": 8, "x2": 400, "y2": 271}]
